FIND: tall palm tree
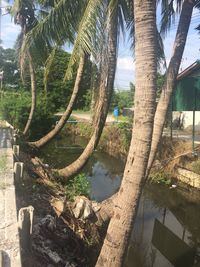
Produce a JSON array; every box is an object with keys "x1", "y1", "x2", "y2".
[
  {"x1": 29, "y1": 53, "x2": 86, "y2": 148},
  {"x1": 26, "y1": 0, "x2": 132, "y2": 163},
  {"x1": 25, "y1": 0, "x2": 105, "y2": 146},
  {"x1": 11, "y1": 0, "x2": 37, "y2": 136},
  {"x1": 146, "y1": 0, "x2": 195, "y2": 176},
  {"x1": 55, "y1": 0, "x2": 133, "y2": 179},
  {"x1": 57, "y1": 3, "x2": 119, "y2": 178},
  {"x1": 95, "y1": 0, "x2": 157, "y2": 266}
]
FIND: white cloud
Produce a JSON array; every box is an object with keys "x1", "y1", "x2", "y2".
[
  {"x1": 117, "y1": 57, "x2": 135, "y2": 71},
  {"x1": 1, "y1": 14, "x2": 20, "y2": 48}
]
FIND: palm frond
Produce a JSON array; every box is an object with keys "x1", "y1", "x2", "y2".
[
  {"x1": 195, "y1": 0, "x2": 200, "y2": 8},
  {"x1": 43, "y1": 46, "x2": 57, "y2": 93},
  {"x1": 64, "y1": 0, "x2": 106, "y2": 81},
  {"x1": 156, "y1": 27, "x2": 166, "y2": 70},
  {"x1": 25, "y1": 0, "x2": 85, "y2": 52},
  {"x1": 160, "y1": 0, "x2": 176, "y2": 37}
]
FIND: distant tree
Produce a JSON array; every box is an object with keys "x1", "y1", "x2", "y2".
[
  {"x1": 156, "y1": 73, "x2": 165, "y2": 97},
  {"x1": 0, "y1": 46, "x2": 19, "y2": 87},
  {"x1": 111, "y1": 89, "x2": 134, "y2": 113}
]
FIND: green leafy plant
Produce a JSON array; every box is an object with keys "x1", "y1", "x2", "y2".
[
  {"x1": 149, "y1": 171, "x2": 171, "y2": 185},
  {"x1": 65, "y1": 173, "x2": 90, "y2": 201}
]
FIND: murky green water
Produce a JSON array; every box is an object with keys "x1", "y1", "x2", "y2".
[{"x1": 40, "y1": 135, "x2": 200, "y2": 267}]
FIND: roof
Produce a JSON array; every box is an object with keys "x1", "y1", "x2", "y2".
[{"x1": 177, "y1": 60, "x2": 200, "y2": 80}]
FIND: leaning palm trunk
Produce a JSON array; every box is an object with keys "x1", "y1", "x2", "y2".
[
  {"x1": 146, "y1": 0, "x2": 194, "y2": 176},
  {"x1": 29, "y1": 54, "x2": 86, "y2": 148},
  {"x1": 57, "y1": 16, "x2": 118, "y2": 179},
  {"x1": 23, "y1": 51, "x2": 36, "y2": 136},
  {"x1": 95, "y1": 1, "x2": 157, "y2": 266}
]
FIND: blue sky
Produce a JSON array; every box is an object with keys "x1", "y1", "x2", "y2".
[{"x1": 1, "y1": 1, "x2": 200, "y2": 90}]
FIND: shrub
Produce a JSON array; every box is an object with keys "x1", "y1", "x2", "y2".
[
  {"x1": 65, "y1": 173, "x2": 90, "y2": 201},
  {"x1": 0, "y1": 90, "x2": 56, "y2": 139},
  {"x1": 149, "y1": 171, "x2": 171, "y2": 185}
]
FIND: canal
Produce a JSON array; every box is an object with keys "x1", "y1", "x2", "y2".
[{"x1": 39, "y1": 135, "x2": 200, "y2": 267}]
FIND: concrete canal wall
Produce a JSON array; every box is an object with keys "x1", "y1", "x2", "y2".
[{"x1": 0, "y1": 126, "x2": 22, "y2": 267}]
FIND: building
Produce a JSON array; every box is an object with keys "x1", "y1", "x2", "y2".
[{"x1": 172, "y1": 60, "x2": 200, "y2": 130}]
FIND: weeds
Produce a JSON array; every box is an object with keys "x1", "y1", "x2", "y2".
[
  {"x1": 186, "y1": 159, "x2": 200, "y2": 175},
  {"x1": 65, "y1": 173, "x2": 90, "y2": 201},
  {"x1": 149, "y1": 171, "x2": 171, "y2": 185}
]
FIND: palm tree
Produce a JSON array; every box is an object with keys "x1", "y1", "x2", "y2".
[
  {"x1": 57, "y1": 3, "x2": 119, "y2": 179},
  {"x1": 54, "y1": 0, "x2": 133, "y2": 179},
  {"x1": 25, "y1": 0, "x2": 105, "y2": 146},
  {"x1": 146, "y1": 0, "x2": 195, "y2": 176},
  {"x1": 95, "y1": 0, "x2": 157, "y2": 266},
  {"x1": 26, "y1": 0, "x2": 132, "y2": 168},
  {"x1": 23, "y1": 51, "x2": 37, "y2": 135},
  {"x1": 29, "y1": 53, "x2": 86, "y2": 148},
  {"x1": 11, "y1": 0, "x2": 37, "y2": 136}
]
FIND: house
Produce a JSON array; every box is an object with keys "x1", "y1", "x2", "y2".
[{"x1": 172, "y1": 60, "x2": 200, "y2": 130}]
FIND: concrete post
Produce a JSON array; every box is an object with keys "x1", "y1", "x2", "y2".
[
  {"x1": 18, "y1": 206, "x2": 34, "y2": 251},
  {"x1": 14, "y1": 162, "x2": 24, "y2": 183},
  {"x1": 13, "y1": 145, "x2": 20, "y2": 161}
]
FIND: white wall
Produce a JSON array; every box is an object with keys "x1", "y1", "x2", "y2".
[{"x1": 173, "y1": 111, "x2": 200, "y2": 130}]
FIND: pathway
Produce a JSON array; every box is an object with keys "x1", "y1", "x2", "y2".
[
  {"x1": 55, "y1": 112, "x2": 117, "y2": 123},
  {"x1": 0, "y1": 125, "x2": 21, "y2": 267},
  {"x1": 0, "y1": 128, "x2": 12, "y2": 148}
]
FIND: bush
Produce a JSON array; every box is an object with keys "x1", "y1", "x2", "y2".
[
  {"x1": 149, "y1": 171, "x2": 171, "y2": 185},
  {"x1": 0, "y1": 90, "x2": 56, "y2": 139},
  {"x1": 65, "y1": 173, "x2": 90, "y2": 201}
]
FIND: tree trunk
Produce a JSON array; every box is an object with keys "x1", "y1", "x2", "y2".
[
  {"x1": 57, "y1": 14, "x2": 118, "y2": 179},
  {"x1": 95, "y1": 1, "x2": 157, "y2": 266},
  {"x1": 29, "y1": 54, "x2": 86, "y2": 148},
  {"x1": 23, "y1": 51, "x2": 36, "y2": 136},
  {"x1": 146, "y1": 0, "x2": 194, "y2": 176},
  {"x1": 90, "y1": 65, "x2": 99, "y2": 113}
]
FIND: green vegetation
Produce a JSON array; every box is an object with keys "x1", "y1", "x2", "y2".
[
  {"x1": 111, "y1": 83, "x2": 134, "y2": 113},
  {"x1": 65, "y1": 122, "x2": 132, "y2": 159},
  {"x1": 149, "y1": 171, "x2": 171, "y2": 185},
  {"x1": 0, "y1": 47, "x2": 20, "y2": 88},
  {"x1": 186, "y1": 159, "x2": 200, "y2": 175},
  {"x1": 0, "y1": 91, "x2": 56, "y2": 139},
  {"x1": 65, "y1": 173, "x2": 90, "y2": 201},
  {"x1": 0, "y1": 47, "x2": 92, "y2": 138}
]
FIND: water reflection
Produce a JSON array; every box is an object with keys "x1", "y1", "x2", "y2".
[
  {"x1": 87, "y1": 161, "x2": 121, "y2": 201},
  {"x1": 40, "y1": 135, "x2": 200, "y2": 267},
  {"x1": 125, "y1": 185, "x2": 200, "y2": 267}
]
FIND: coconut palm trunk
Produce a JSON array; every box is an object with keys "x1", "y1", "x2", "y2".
[
  {"x1": 23, "y1": 51, "x2": 36, "y2": 136},
  {"x1": 29, "y1": 54, "x2": 86, "y2": 148},
  {"x1": 146, "y1": 0, "x2": 194, "y2": 175},
  {"x1": 95, "y1": 0, "x2": 157, "y2": 266},
  {"x1": 57, "y1": 14, "x2": 118, "y2": 179}
]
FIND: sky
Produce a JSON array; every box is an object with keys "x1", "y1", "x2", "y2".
[{"x1": 0, "y1": 1, "x2": 200, "y2": 90}]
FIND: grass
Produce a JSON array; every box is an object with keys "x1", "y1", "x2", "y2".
[{"x1": 186, "y1": 159, "x2": 200, "y2": 175}]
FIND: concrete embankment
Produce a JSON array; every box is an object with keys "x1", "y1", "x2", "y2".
[{"x1": 0, "y1": 126, "x2": 21, "y2": 267}]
